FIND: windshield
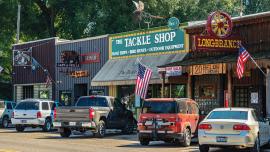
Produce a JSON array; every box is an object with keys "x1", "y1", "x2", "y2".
[
  {"x1": 207, "y1": 111, "x2": 248, "y2": 120},
  {"x1": 76, "y1": 97, "x2": 108, "y2": 107},
  {"x1": 142, "y1": 101, "x2": 176, "y2": 114},
  {"x1": 15, "y1": 101, "x2": 39, "y2": 110},
  {"x1": 0, "y1": 102, "x2": 4, "y2": 109}
]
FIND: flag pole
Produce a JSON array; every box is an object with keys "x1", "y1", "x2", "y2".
[{"x1": 249, "y1": 56, "x2": 267, "y2": 77}]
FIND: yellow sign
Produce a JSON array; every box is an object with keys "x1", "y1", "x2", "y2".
[
  {"x1": 190, "y1": 63, "x2": 226, "y2": 75},
  {"x1": 70, "y1": 70, "x2": 89, "y2": 78}
]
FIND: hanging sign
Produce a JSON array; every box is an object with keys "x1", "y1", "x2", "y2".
[
  {"x1": 80, "y1": 52, "x2": 100, "y2": 64},
  {"x1": 194, "y1": 36, "x2": 241, "y2": 51},
  {"x1": 13, "y1": 50, "x2": 32, "y2": 66},
  {"x1": 111, "y1": 28, "x2": 185, "y2": 57},
  {"x1": 69, "y1": 70, "x2": 89, "y2": 78},
  {"x1": 165, "y1": 66, "x2": 182, "y2": 76},
  {"x1": 190, "y1": 63, "x2": 226, "y2": 75}
]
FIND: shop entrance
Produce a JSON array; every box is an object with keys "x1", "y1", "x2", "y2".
[
  {"x1": 74, "y1": 84, "x2": 87, "y2": 102},
  {"x1": 233, "y1": 87, "x2": 250, "y2": 107}
]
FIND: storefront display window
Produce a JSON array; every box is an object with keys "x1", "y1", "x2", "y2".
[
  {"x1": 171, "y1": 84, "x2": 186, "y2": 98},
  {"x1": 199, "y1": 85, "x2": 216, "y2": 99},
  {"x1": 39, "y1": 90, "x2": 49, "y2": 99},
  {"x1": 60, "y1": 91, "x2": 72, "y2": 106}
]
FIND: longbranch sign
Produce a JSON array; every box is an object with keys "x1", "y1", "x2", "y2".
[
  {"x1": 111, "y1": 29, "x2": 185, "y2": 57},
  {"x1": 194, "y1": 36, "x2": 241, "y2": 51},
  {"x1": 190, "y1": 63, "x2": 226, "y2": 75}
]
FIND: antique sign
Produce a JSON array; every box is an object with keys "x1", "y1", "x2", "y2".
[
  {"x1": 69, "y1": 70, "x2": 89, "y2": 78},
  {"x1": 194, "y1": 36, "x2": 241, "y2": 51},
  {"x1": 13, "y1": 50, "x2": 32, "y2": 66},
  {"x1": 207, "y1": 11, "x2": 233, "y2": 38},
  {"x1": 111, "y1": 28, "x2": 185, "y2": 57},
  {"x1": 190, "y1": 63, "x2": 226, "y2": 75},
  {"x1": 57, "y1": 50, "x2": 80, "y2": 67},
  {"x1": 80, "y1": 52, "x2": 100, "y2": 64},
  {"x1": 165, "y1": 66, "x2": 182, "y2": 76}
]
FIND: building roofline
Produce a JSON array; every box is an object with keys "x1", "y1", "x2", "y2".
[
  {"x1": 12, "y1": 37, "x2": 58, "y2": 46},
  {"x1": 56, "y1": 34, "x2": 109, "y2": 45}
]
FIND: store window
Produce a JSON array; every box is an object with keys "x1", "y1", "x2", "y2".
[
  {"x1": 199, "y1": 85, "x2": 216, "y2": 99},
  {"x1": 171, "y1": 84, "x2": 186, "y2": 98},
  {"x1": 23, "y1": 86, "x2": 34, "y2": 99},
  {"x1": 59, "y1": 91, "x2": 72, "y2": 106},
  {"x1": 39, "y1": 90, "x2": 49, "y2": 99}
]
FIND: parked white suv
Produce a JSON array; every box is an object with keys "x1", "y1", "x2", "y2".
[
  {"x1": 11, "y1": 99, "x2": 55, "y2": 132},
  {"x1": 0, "y1": 100, "x2": 16, "y2": 128}
]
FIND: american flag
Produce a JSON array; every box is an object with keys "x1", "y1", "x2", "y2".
[
  {"x1": 237, "y1": 45, "x2": 250, "y2": 79},
  {"x1": 45, "y1": 75, "x2": 52, "y2": 88},
  {"x1": 135, "y1": 63, "x2": 152, "y2": 99}
]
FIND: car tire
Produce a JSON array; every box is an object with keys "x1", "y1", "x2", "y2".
[
  {"x1": 94, "y1": 120, "x2": 106, "y2": 138},
  {"x1": 60, "y1": 128, "x2": 71, "y2": 138},
  {"x1": 181, "y1": 128, "x2": 191, "y2": 147},
  {"x1": 15, "y1": 125, "x2": 25, "y2": 132},
  {"x1": 199, "y1": 145, "x2": 209, "y2": 152},
  {"x1": 250, "y1": 135, "x2": 260, "y2": 152},
  {"x1": 139, "y1": 139, "x2": 150, "y2": 146},
  {"x1": 122, "y1": 120, "x2": 135, "y2": 134},
  {"x1": 42, "y1": 118, "x2": 52, "y2": 132},
  {"x1": 1, "y1": 116, "x2": 9, "y2": 128}
]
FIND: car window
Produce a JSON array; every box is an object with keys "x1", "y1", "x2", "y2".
[
  {"x1": 142, "y1": 101, "x2": 177, "y2": 114},
  {"x1": 192, "y1": 103, "x2": 199, "y2": 114},
  {"x1": 12, "y1": 103, "x2": 16, "y2": 108},
  {"x1": 251, "y1": 110, "x2": 258, "y2": 121},
  {"x1": 178, "y1": 101, "x2": 187, "y2": 114},
  {"x1": 0, "y1": 102, "x2": 4, "y2": 109},
  {"x1": 42, "y1": 102, "x2": 49, "y2": 110},
  {"x1": 207, "y1": 111, "x2": 248, "y2": 120},
  {"x1": 49, "y1": 102, "x2": 54, "y2": 109},
  {"x1": 76, "y1": 97, "x2": 108, "y2": 107},
  {"x1": 187, "y1": 103, "x2": 193, "y2": 114},
  {"x1": 6, "y1": 103, "x2": 12, "y2": 110},
  {"x1": 15, "y1": 102, "x2": 26, "y2": 110},
  {"x1": 25, "y1": 102, "x2": 39, "y2": 110}
]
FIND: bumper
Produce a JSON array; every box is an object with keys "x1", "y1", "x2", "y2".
[
  {"x1": 11, "y1": 118, "x2": 45, "y2": 126},
  {"x1": 53, "y1": 121, "x2": 96, "y2": 129},
  {"x1": 198, "y1": 131, "x2": 255, "y2": 148},
  {"x1": 139, "y1": 130, "x2": 184, "y2": 141}
]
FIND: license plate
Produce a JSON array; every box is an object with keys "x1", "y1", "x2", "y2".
[
  {"x1": 216, "y1": 136, "x2": 227, "y2": 142},
  {"x1": 69, "y1": 122, "x2": 76, "y2": 126},
  {"x1": 21, "y1": 120, "x2": 27, "y2": 123}
]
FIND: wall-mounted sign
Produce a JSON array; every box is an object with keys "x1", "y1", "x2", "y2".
[
  {"x1": 250, "y1": 92, "x2": 258, "y2": 104},
  {"x1": 57, "y1": 50, "x2": 80, "y2": 67},
  {"x1": 80, "y1": 52, "x2": 100, "y2": 64},
  {"x1": 165, "y1": 66, "x2": 182, "y2": 76},
  {"x1": 194, "y1": 36, "x2": 241, "y2": 51},
  {"x1": 13, "y1": 50, "x2": 32, "y2": 66},
  {"x1": 190, "y1": 63, "x2": 226, "y2": 75},
  {"x1": 207, "y1": 11, "x2": 233, "y2": 38},
  {"x1": 168, "y1": 17, "x2": 180, "y2": 29},
  {"x1": 69, "y1": 70, "x2": 89, "y2": 78},
  {"x1": 111, "y1": 28, "x2": 185, "y2": 57}
]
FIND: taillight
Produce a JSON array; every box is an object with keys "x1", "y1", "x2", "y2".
[
  {"x1": 198, "y1": 123, "x2": 212, "y2": 130},
  {"x1": 54, "y1": 108, "x2": 57, "y2": 120},
  {"x1": 12, "y1": 112, "x2": 14, "y2": 118},
  {"x1": 89, "y1": 108, "x2": 95, "y2": 120},
  {"x1": 37, "y1": 111, "x2": 42, "y2": 118},
  {"x1": 233, "y1": 124, "x2": 250, "y2": 131}
]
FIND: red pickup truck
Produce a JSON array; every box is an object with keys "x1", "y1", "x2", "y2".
[{"x1": 138, "y1": 98, "x2": 199, "y2": 147}]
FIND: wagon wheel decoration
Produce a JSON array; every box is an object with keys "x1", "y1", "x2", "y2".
[{"x1": 207, "y1": 11, "x2": 233, "y2": 38}]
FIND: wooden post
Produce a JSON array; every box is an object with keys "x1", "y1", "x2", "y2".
[
  {"x1": 266, "y1": 68, "x2": 270, "y2": 117},
  {"x1": 161, "y1": 73, "x2": 165, "y2": 98},
  {"x1": 227, "y1": 65, "x2": 233, "y2": 107},
  {"x1": 187, "y1": 74, "x2": 192, "y2": 98}
]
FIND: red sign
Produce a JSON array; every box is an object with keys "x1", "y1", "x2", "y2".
[
  {"x1": 194, "y1": 36, "x2": 241, "y2": 51},
  {"x1": 80, "y1": 52, "x2": 100, "y2": 64}
]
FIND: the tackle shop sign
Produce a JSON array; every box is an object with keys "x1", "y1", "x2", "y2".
[{"x1": 110, "y1": 28, "x2": 185, "y2": 57}]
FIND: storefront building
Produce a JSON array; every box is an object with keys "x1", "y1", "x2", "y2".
[
  {"x1": 12, "y1": 38, "x2": 58, "y2": 101},
  {"x1": 55, "y1": 35, "x2": 109, "y2": 106},
  {"x1": 91, "y1": 26, "x2": 189, "y2": 110},
  {"x1": 160, "y1": 11, "x2": 270, "y2": 117}
]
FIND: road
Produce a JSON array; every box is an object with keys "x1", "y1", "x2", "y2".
[{"x1": 0, "y1": 128, "x2": 269, "y2": 152}]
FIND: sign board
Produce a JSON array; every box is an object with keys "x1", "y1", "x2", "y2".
[
  {"x1": 165, "y1": 66, "x2": 182, "y2": 76},
  {"x1": 251, "y1": 92, "x2": 258, "y2": 104},
  {"x1": 80, "y1": 52, "x2": 100, "y2": 64},
  {"x1": 111, "y1": 29, "x2": 185, "y2": 57},
  {"x1": 13, "y1": 50, "x2": 32, "y2": 66},
  {"x1": 190, "y1": 63, "x2": 226, "y2": 75},
  {"x1": 69, "y1": 70, "x2": 89, "y2": 78},
  {"x1": 57, "y1": 50, "x2": 80, "y2": 67},
  {"x1": 168, "y1": 17, "x2": 180, "y2": 29},
  {"x1": 194, "y1": 36, "x2": 241, "y2": 51}
]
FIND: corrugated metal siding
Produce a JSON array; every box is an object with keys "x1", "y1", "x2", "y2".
[{"x1": 55, "y1": 36, "x2": 109, "y2": 103}]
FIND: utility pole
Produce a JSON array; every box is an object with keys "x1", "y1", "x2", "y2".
[
  {"x1": 16, "y1": 4, "x2": 21, "y2": 44},
  {"x1": 240, "y1": 0, "x2": 243, "y2": 17}
]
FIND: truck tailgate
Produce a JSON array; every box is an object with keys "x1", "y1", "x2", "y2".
[{"x1": 55, "y1": 107, "x2": 90, "y2": 122}]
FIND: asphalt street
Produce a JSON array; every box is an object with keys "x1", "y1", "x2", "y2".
[{"x1": 0, "y1": 128, "x2": 269, "y2": 152}]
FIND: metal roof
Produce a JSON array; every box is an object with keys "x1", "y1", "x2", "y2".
[{"x1": 91, "y1": 53, "x2": 187, "y2": 86}]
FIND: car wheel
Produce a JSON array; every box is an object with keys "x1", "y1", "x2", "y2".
[
  {"x1": 250, "y1": 136, "x2": 260, "y2": 152},
  {"x1": 199, "y1": 145, "x2": 209, "y2": 152},
  {"x1": 60, "y1": 128, "x2": 71, "y2": 138},
  {"x1": 15, "y1": 125, "x2": 25, "y2": 132},
  {"x1": 1, "y1": 116, "x2": 9, "y2": 128},
  {"x1": 42, "y1": 118, "x2": 52, "y2": 132},
  {"x1": 94, "y1": 120, "x2": 106, "y2": 138},
  {"x1": 139, "y1": 139, "x2": 150, "y2": 146},
  {"x1": 122, "y1": 120, "x2": 135, "y2": 134},
  {"x1": 181, "y1": 128, "x2": 191, "y2": 147}
]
